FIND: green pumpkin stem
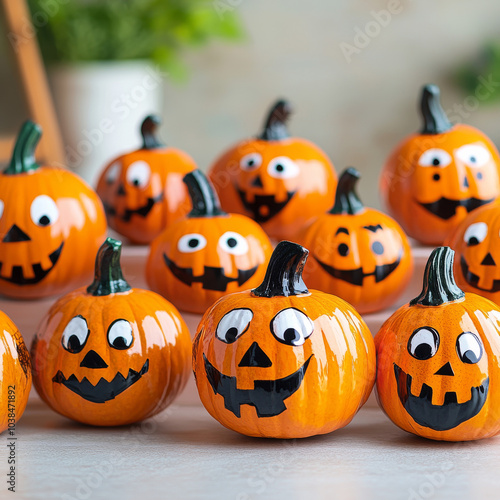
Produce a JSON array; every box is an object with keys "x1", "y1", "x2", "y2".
[
  {"x1": 420, "y1": 84, "x2": 453, "y2": 135},
  {"x1": 252, "y1": 241, "x2": 309, "y2": 297},
  {"x1": 184, "y1": 170, "x2": 227, "y2": 218},
  {"x1": 329, "y1": 167, "x2": 365, "y2": 215},
  {"x1": 259, "y1": 99, "x2": 292, "y2": 141},
  {"x1": 410, "y1": 246, "x2": 464, "y2": 307},
  {"x1": 5, "y1": 120, "x2": 42, "y2": 175},
  {"x1": 141, "y1": 115, "x2": 164, "y2": 149},
  {"x1": 87, "y1": 238, "x2": 132, "y2": 296}
]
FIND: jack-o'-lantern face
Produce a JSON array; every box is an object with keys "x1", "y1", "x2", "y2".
[
  {"x1": 208, "y1": 100, "x2": 337, "y2": 241},
  {"x1": 96, "y1": 115, "x2": 196, "y2": 244},
  {"x1": 380, "y1": 85, "x2": 500, "y2": 245}
]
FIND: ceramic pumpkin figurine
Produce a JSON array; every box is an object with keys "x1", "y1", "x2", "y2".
[
  {"x1": 96, "y1": 115, "x2": 197, "y2": 244},
  {"x1": 380, "y1": 84, "x2": 500, "y2": 245},
  {"x1": 299, "y1": 167, "x2": 413, "y2": 314},
  {"x1": 0, "y1": 311, "x2": 32, "y2": 433},
  {"x1": 146, "y1": 170, "x2": 273, "y2": 314},
  {"x1": 31, "y1": 238, "x2": 191, "y2": 426},
  {"x1": 375, "y1": 246, "x2": 500, "y2": 441},
  {"x1": 0, "y1": 121, "x2": 107, "y2": 299},
  {"x1": 208, "y1": 99, "x2": 337, "y2": 241},
  {"x1": 193, "y1": 240, "x2": 376, "y2": 439}
]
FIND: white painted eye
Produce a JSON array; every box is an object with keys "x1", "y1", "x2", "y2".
[
  {"x1": 61, "y1": 316, "x2": 89, "y2": 354},
  {"x1": 30, "y1": 195, "x2": 59, "y2": 226},
  {"x1": 218, "y1": 232, "x2": 249, "y2": 256},
  {"x1": 418, "y1": 149, "x2": 452, "y2": 167},
  {"x1": 408, "y1": 327, "x2": 439, "y2": 360},
  {"x1": 126, "y1": 161, "x2": 151, "y2": 188},
  {"x1": 456, "y1": 144, "x2": 491, "y2": 167},
  {"x1": 177, "y1": 233, "x2": 207, "y2": 253},
  {"x1": 267, "y1": 156, "x2": 300, "y2": 179},
  {"x1": 107, "y1": 319, "x2": 133, "y2": 350},
  {"x1": 0, "y1": 199, "x2": 4, "y2": 219},
  {"x1": 271, "y1": 308, "x2": 314, "y2": 346},
  {"x1": 464, "y1": 222, "x2": 488, "y2": 246},
  {"x1": 240, "y1": 153, "x2": 262, "y2": 171},
  {"x1": 106, "y1": 161, "x2": 121, "y2": 184},
  {"x1": 216, "y1": 308, "x2": 253, "y2": 343},
  {"x1": 456, "y1": 332, "x2": 483, "y2": 364}
]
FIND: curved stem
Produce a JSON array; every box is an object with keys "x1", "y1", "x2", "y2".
[
  {"x1": 420, "y1": 84, "x2": 453, "y2": 135},
  {"x1": 141, "y1": 115, "x2": 165, "y2": 149},
  {"x1": 258, "y1": 99, "x2": 292, "y2": 141},
  {"x1": 184, "y1": 170, "x2": 227, "y2": 218},
  {"x1": 5, "y1": 121, "x2": 41, "y2": 175},
  {"x1": 329, "y1": 167, "x2": 365, "y2": 215}
]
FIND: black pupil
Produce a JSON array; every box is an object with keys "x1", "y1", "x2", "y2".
[
  {"x1": 113, "y1": 336, "x2": 128, "y2": 349},
  {"x1": 470, "y1": 156, "x2": 476, "y2": 163},
  {"x1": 225, "y1": 327, "x2": 239, "y2": 343},
  {"x1": 414, "y1": 342, "x2": 433, "y2": 360},
  {"x1": 433, "y1": 173, "x2": 440, "y2": 181},
  {"x1": 338, "y1": 243, "x2": 349, "y2": 256},
  {"x1": 67, "y1": 335, "x2": 81, "y2": 352},
  {"x1": 133, "y1": 179, "x2": 140, "y2": 186},
  {"x1": 188, "y1": 239, "x2": 199, "y2": 248},
  {"x1": 227, "y1": 237, "x2": 237, "y2": 248},
  {"x1": 283, "y1": 328, "x2": 299, "y2": 344},
  {"x1": 275, "y1": 164, "x2": 284, "y2": 172},
  {"x1": 468, "y1": 236, "x2": 480, "y2": 246},
  {"x1": 432, "y1": 158, "x2": 440, "y2": 166},
  {"x1": 39, "y1": 215, "x2": 50, "y2": 226},
  {"x1": 372, "y1": 241, "x2": 384, "y2": 255},
  {"x1": 477, "y1": 172, "x2": 483, "y2": 180},
  {"x1": 248, "y1": 159, "x2": 254, "y2": 166},
  {"x1": 462, "y1": 350, "x2": 479, "y2": 364}
]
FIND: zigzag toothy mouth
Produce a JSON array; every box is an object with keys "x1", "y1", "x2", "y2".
[
  {"x1": 419, "y1": 197, "x2": 493, "y2": 220},
  {"x1": 104, "y1": 192, "x2": 163, "y2": 222},
  {"x1": 236, "y1": 187, "x2": 295, "y2": 223},
  {"x1": 460, "y1": 256, "x2": 500, "y2": 293}
]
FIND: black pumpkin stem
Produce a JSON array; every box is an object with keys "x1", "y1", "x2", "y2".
[
  {"x1": 184, "y1": 170, "x2": 227, "y2": 218},
  {"x1": 420, "y1": 84, "x2": 453, "y2": 135},
  {"x1": 141, "y1": 115, "x2": 165, "y2": 149},
  {"x1": 87, "y1": 238, "x2": 132, "y2": 296},
  {"x1": 410, "y1": 246, "x2": 464, "y2": 307},
  {"x1": 5, "y1": 120, "x2": 41, "y2": 175},
  {"x1": 259, "y1": 99, "x2": 292, "y2": 141},
  {"x1": 253, "y1": 241, "x2": 309, "y2": 297},
  {"x1": 329, "y1": 167, "x2": 365, "y2": 215}
]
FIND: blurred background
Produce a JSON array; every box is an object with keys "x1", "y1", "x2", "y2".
[{"x1": 2, "y1": 0, "x2": 500, "y2": 208}]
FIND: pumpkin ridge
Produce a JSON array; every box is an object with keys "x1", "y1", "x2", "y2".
[
  {"x1": 329, "y1": 167, "x2": 364, "y2": 215},
  {"x1": 5, "y1": 120, "x2": 41, "y2": 175}
]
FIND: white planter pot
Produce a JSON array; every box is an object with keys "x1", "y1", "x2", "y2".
[{"x1": 49, "y1": 60, "x2": 163, "y2": 187}]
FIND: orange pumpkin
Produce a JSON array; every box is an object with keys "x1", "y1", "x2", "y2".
[
  {"x1": 96, "y1": 115, "x2": 196, "y2": 244},
  {"x1": 193, "y1": 240, "x2": 376, "y2": 439},
  {"x1": 300, "y1": 167, "x2": 413, "y2": 314},
  {"x1": 31, "y1": 238, "x2": 191, "y2": 426},
  {"x1": 208, "y1": 99, "x2": 337, "y2": 241},
  {"x1": 146, "y1": 170, "x2": 273, "y2": 314},
  {"x1": 375, "y1": 246, "x2": 500, "y2": 441},
  {"x1": 380, "y1": 84, "x2": 500, "y2": 245},
  {"x1": 0, "y1": 121, "x2": 107, "y2": 299},
  {"x1": 0, "y1": 311, "x2": 32, "y2": 434}
]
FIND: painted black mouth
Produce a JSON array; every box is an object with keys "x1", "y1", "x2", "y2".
[
  {"x1": 104, "y1": 192, "x2": 163, "y2": 222},
  {"x1": 315, "y1": 252, "x2": 401, "y2": 286},
  {"x1": 236, "y1": 187, "x2": 295, "y2": 223},
  {"x1": 394, "y1": 363, "x2": 489, "y2": 431},
  {"x1": 204, "y1": 354, "x2": 312, "y2": 418},
  {"x1": 0, "y1": 241, "x2": 64, "y2": 285},
  {"x1": 419, "y1": 197, "x2": 493, "y2": 220},
  {"x1": 460, "y1": 256, "x2": 500, "y2": 293},
  {"x1": 52, "y1": 359, "x2": 149, "y2": 404},
  {"x1": 164, "y1": 254, "x2": 258, "y2": 292}
]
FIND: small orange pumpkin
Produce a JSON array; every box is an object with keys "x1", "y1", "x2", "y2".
[
  {"x1": 31, "y1": 238, "x2": 191, "y2": 426},
  {"x1": 146, "y1": 170, "x2": 273, "y2": 314},
  {"x1": 375, "y1": 246, "x2": 500, "y2": 441},
  {"x1": 0, "y1": 311, "x2": 32, "y2": 434},
  {"x1": 380, "y1": 84, "x2": 500, "y2": 245},
  {"x1": 96, "y1": 115, "x2": 197, "y2": 244},
  {"x1": 299, "y1": 167, "x2": 413, "y2": 314},
  {"x1": 193, "y1": 241, "x2": 376, "y2": 439},
  {"x1": 0, "y1": 121, "x2": 107, "y2": 299},
  {"x1": 208, "y1": 99, "x2": 337, "y2": 241}
]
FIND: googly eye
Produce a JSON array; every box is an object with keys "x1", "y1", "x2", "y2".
[
  {"x1": 177, "y1": 233, "x2": 207, "y2": 253},
  {"x1": 267, "y1": 156, "x2": 300, "y2": 179},
  {"x1": 456, "y1": 144, "x2": 491, "y2": 168},
  {"x1": 61, "y1": 316, "x2": 89, "y2": 354},
  {"x1": 216, "y1": 308, "x2": 253, "y2": 343},
  {"x1": 271, "y1": 308, "x2": 314, "y2": 346},
  {"x1": 408, "y1": 327, "x2": 439, "y2": 360},
  {"x1": 456, "y1": 332, "x2": 483, "y2": 364},
  {"x1": 418, "y1": 149, "x2": 452, "y2": 168},
  {"x1": 0, "y1": 199, "x2": 4, "y2": 219},
  {"x1": 218, "y1": 232, "x2": 249, "y2": 256},
  {"x1": 107, "y1": 319, "x2": 133, "y2": 350},
  {"x1": 30, "y1": 195, "x2": 59, "y2": 227},
  {"x1": 463, "y1": 222, "x2": 488, "y2": 246},
  {"x1": 126, "y1": 161, "x2": 151, "y2": 188},
  {"x1": 106, "y1": 161, "x2": 121, "y2": 184},
  {"x1": 240, "y1": 153, "x2": 262, "y2": 171}
]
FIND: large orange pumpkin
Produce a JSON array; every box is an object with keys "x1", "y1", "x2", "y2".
[
  {"x1": 300, "y1": 167, "x2": 413, "y2": 313},
  {"x1": 208, "y1": 99, "x2": 337, "y2": 241},
  {"x1": 380, "y1": 84, "x2": 500, "y2": 245},
  {"x1": 375, "y1": 246, "x2": 500, "y2": 441},
  {"x1": 0, "y1": 121, "x2": 107, "y2": 299},
  {"x1": 193, "y1": 240, "x2": 376, "y2": 439},
  {"x1": 146, "y1": 170, "x2": 273, "y2": 314},
  {"x1": 31, "y1": 238, "x2": 191, "y2": 426},
  {"x1": 96, "y1": 115, "x2": 196, "y2": 244}
]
